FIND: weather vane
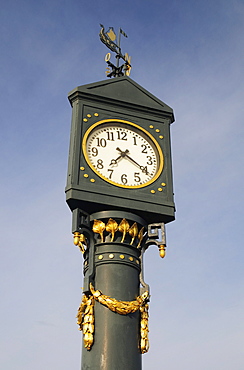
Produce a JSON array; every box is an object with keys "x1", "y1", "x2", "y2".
[{"x1": 99, "y1": 24, "x2": 132, "y2": 78}]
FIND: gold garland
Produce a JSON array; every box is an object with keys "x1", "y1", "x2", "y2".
[
  {"x1": 76, "y1": 294, "x2": 95, "y2": 350},
  {"x1": 77, "y1": 284, "x2": 149, "y2": 353}
]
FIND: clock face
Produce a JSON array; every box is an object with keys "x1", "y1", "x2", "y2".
[{"x1": 82, "y1": 119, "x2": 164, "y2": 188}]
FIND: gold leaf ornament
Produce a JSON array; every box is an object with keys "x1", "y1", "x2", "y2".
[
  {"x1": 137, "y1": 227, "x2": 145, "y2": 248},
  {"x1": 93, "y1": 219, "x2": 106, "y2": 242},
  {"x1": 129, "y1": 222, "x2": 138, "y2": 245},
  {"x1": 119, "y1": 218, "x2": 130, "y2": 243},
  {"x1": 105, "y1": 218, "x2": 118, "y2": 242}
]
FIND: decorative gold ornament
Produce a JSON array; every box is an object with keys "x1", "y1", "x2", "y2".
[
  {"x1": 105, "y1": 218, "x2": 118, "y2": 242},
  {"x1": 73, "y1": 232, "x2": 87, "y2": 254},
  {"x1": 76, "y1": 293, "x2": 95, "y2": 350},
  {"x1": 89, "y1": 284, "x2": 150, "y2": 353},
  {"x1": 159, "y1": 245, "x2": 166, "y2": 258},
  {"x1": 90, "y1": 283, "x2": 148, "y2": 314},
  {"x1": 119, "y1": 218, "x2": 130, "y2": 243},
  {"x1": 129, "y1": 222, "x2": 138, "y2": 245},
  {"x1": 140, "y1": 303, "x2": 149, "y2": 353},
  {"x1": 137, "y1": 227, "x2": 145, "y2": 248},
  {"x1": 92, "y1": 218, "x2": 146, "y2": 246},
  {"x1": 92, "y1": 219, "x2": 106, "y2": 242}
]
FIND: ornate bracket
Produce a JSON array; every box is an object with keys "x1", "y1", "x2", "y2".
[
  {"x1": 72, "y1": 208, "x2": 95, "y2": 293},
  {"x1": 145, "y1": 222, "x2": 167, "y2": 258}
]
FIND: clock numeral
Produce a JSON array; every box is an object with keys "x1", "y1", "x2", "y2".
[
  {"x1": 134, "y1": 172, "x2": 141, "y2": 183},
  {"x1": 121, "y1": 174, "x2": 128, "y2": 184},
  {"x1": 141, "y1": 144, "x2": 148, "y2": 154},
  {"x1": 96, "y1": 138, "x2": 107, "y2": 147},
  {"x1": 107, "y1": 169, "x2": 113, "y2": 179},
  {"x1": 106, "y1": 132, "x2": 115, "y2": 141},
  {"x1": 117, "y1": 131, "x2": 127, "y2": 140},
  {"x1": 146, "y1": 156, "x2": 153, "y2": 165},
  {"x1": 97, "y1": 159, "x2": 104, "y2": 169},
  {"x1": 133, "y1": 136, "x2": 137, "y2": 145},
  {"x1": 91, "y1": 147, "x2": 98, "y2": 157}
]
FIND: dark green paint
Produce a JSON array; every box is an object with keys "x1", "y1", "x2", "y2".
[
  {"x1": 82, "y1": 242, "x2": 142, "y2": 370},
  {"x1": 66, "y1": 76, "x2": 175, "y2": 224}
]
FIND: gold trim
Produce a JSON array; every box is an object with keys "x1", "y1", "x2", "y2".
[{"x1": 82, "y1": 119, "x2": 164, "y2": 189}]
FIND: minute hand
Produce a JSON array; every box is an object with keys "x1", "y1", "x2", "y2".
[{"x1": 124, "y1": 154, "x2": 149, "y2": 175}]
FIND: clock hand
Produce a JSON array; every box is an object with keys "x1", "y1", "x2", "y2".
[
  {"x1": 109, "y1": 155, "x2": 122, "y2": 166},
  {"x1": 124, "y1": 154, "x2": 149, "y2": 175},
  {"x1": 126, "y1": 156, "x2": 149, "y2": 175},
  {"x1": 109, "y1": 149, "x2": 129, "y2": 166},
  {"x1": 116, "y1": 147, "x2": 149, "y2": 175},
  {"x1": 116, "y1": 147, "x2": 129, "y2": 157}
]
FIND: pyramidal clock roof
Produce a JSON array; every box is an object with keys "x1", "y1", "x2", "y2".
[{"x1": 68, "y1": 76, "x2": 174, "y2": 122}]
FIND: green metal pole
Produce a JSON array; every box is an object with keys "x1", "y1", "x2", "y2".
[{"x1": 80, "y1": 210, "x2": 146, "y2": 370}]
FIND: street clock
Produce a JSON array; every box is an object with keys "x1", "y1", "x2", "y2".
[{"x1": 66, "y1": 76, "x2": 175, "y2": 224}]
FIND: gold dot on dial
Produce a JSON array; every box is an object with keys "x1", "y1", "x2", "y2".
[
  {"x1": 83, "y1": 118, "x2": 88, "y2": 122},
  {"x1": 94, "y1": 113, "x2": 99, "y2": 116},
  {"x1": 155, "y1": 129, "x2": 160, "y2": 133},
  {"x1": 80, "y1": 167, "x2": 85, "y2": 171},
  {"x1": 149, "y1": 125, "x2": 154, "y2": 129},
  {"x1": 161, "y1": 183, "x2": 166, "y2": 187},
  {"x1": 84, "y1": 174, "x2": 89, "y2": 178},
  {"x1": 159, "y1": 135, "x2": 164, "y2": 139},
  {"x1": 98, "y1": 255, "x2": 103, "y2": 260},
  {"x1": 120, "y1": 255, "x2": 125, "y2": 259},
  {"x1": 87, "y1": 114, "x2": 91, "y2": 118},
  {"x1": 129, "y1": 257, "x2": 134, "y2": 261},
  {"x1": 150, "y1": 190, "x2": 156, "y2": 194},
  {"x1": 90, "y1": 178, "x2": 95, "y2": 182},
  {"x1": 109, "y1": 254, "x2": 114, "y2": 259}
]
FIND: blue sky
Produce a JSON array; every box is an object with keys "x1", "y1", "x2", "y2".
[{"x1": 1, "y1": 0, "x2": 243, "y2": 369}]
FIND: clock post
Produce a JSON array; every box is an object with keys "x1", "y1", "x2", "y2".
[{"x1": 65, "y1": 26, "x2": 175, "y2": 370}]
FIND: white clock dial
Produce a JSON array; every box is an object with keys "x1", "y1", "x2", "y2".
[{"x1": 82, "y1": 119, "x2": 163, "y2": 188}]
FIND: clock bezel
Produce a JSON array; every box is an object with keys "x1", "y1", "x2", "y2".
[{"x1": 82, "y1": 118, "x2": 164, "y2": 189}]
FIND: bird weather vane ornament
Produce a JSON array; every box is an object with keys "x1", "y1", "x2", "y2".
[{"x1": 99, "y1": 24, "x2": 132, "y2": 78}]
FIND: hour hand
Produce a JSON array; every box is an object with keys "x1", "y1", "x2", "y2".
[{"x1": 109, "y1": 155, "x2": 122, "y2": 166}]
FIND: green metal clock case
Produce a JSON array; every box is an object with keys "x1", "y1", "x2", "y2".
[{"x1": 66, "y1": 76, "x2": 175, "y2": 224}]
